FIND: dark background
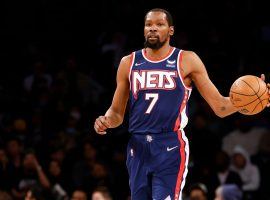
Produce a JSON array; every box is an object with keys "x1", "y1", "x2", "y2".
[{"x1": 0, "y1": 0, "x2": 270, "y2": 199}]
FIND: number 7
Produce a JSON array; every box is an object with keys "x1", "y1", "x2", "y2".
[{"x1": 145, "y1": 93, "x2": 159, "y2": 114}]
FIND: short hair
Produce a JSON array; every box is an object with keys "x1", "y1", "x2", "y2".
[
  {"x1": 190, "y1": 183, "x2": 208, "y2": 196},
  {"x1": 145, "y1": 8, "x2": 174, "y2": 27}
]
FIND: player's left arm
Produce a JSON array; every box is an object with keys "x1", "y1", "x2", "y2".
[{"x1": 183, "y1": 51, "x2": 238, "y2": 118}]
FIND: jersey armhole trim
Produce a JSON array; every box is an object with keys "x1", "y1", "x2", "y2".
[
  {"x1": 128, "y1": 52, "x2": 135, "y2": 87},
  {"x1": 177, "y1": 50, "x2": 192, "y2": 91}
]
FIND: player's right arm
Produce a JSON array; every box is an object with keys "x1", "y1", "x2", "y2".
[{"x1": 94, "y1": 55, "x2": 131, "y2": 134}]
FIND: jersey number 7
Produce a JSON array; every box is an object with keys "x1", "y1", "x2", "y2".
[{"x1": 145, "y1": 93, "x2": 159, "y2": 114}]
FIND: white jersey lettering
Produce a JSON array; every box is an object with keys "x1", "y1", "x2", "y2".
[{"x1": 132, "y1": 70, "x2": 177, "y2": 96}]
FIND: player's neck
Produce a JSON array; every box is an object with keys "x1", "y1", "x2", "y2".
[{"x1": 144, "y1": 45, "x2": 172, "y2": 61}]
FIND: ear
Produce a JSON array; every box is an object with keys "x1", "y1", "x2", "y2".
[{"x1": 169, "y1": 26, "x2": 174, "y2": 36}]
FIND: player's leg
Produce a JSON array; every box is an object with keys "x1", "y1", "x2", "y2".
[
  {"x1": 126, "y1": 135, "x2": 152, "y2": 200},
  {"x1": 151, "y1": 131, "x2": 189, "y2": 200},
  {"x1": 151, "y1": 150, "x2": 181, "y2": 200}
]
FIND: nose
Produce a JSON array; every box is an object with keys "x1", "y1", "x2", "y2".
[{"x1": 149, "y1": 24, "x2": 158, "y2": 32}]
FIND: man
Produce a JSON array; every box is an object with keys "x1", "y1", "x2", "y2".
[
  {"x1": 231, "y1": 146, "x2": 260, "y2": 199},
  {"x1": 189, "y1": 183, "x2": 208, "y2": 200},
  {"x1": 94, "y1": 8, "x2": 269, "y2": 200},
  {"x1": 71, "y1": 189, "x2": 87, "y2": 200},
  {"x1": 91, "y1": 186, "x2": 112, "y2": 200},
  {"x1": 215, "y1": 184, "x2": 242, "y2": 200}
]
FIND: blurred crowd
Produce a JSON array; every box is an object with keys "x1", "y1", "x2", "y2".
[{"x1": 1, "y1": 0, "x2": 270, "y2": 199}]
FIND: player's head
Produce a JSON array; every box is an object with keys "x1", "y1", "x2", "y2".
[{"x1": 144, "y1": 8, "x2": 174, "y2": 49}]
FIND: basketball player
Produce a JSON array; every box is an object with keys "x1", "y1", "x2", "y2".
[{"x1": 94, "y1": 8, "x2": 270, "y2": 200}]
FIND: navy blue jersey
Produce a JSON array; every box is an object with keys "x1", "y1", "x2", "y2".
[{"x1": 128, "y1": 47, "x2": 192, "y2": 134}]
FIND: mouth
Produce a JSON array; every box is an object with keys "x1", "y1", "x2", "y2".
[
  {"x1": 147, "y1": 34, "x2": 159, "y2": 41},
  {"x1": 148, "y1": 34, "x2": 158, "y2": 38}
]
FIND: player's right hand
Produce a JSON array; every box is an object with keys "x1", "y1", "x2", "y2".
[{"x1": 94, "y1": 116, "x2": 111, "y2": 135}]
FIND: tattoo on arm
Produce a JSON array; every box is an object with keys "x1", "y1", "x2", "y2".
[{"x1": 221, "y1": 106, "x2": 226, "y2": 111}]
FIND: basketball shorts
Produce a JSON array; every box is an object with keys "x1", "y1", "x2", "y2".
[{"x1": 126, "y1": 130, "x2": 189, "y2": 200}]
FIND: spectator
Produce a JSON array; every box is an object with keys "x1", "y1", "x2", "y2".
[
  {"x1": 48, "y1": 159, "x2": 70, "y2": 195},
  {"x1": 0, "y1": 190, "x2": 13, "y2": 200},
  {"x1": 254, "y1": 131, "x2": 270, "y2": 199},
  {"x1": 207, "y1": 150, "x2": 242, "y2": 198},
  {"x1": 48, "y1": 160, "x2": 62, "y2": 185},
  {"x1": 23, "y1": 61, "x2": 52, "y2": 94},
  {"x1": 91, "y1": 186, "x2": 112, "y2": 200},
  {"x1": 189, "y1": 183, "x2": 208, "y2": 200},
  {"x1": 49, "y1": 147, "x2": 66, "y2": 165},
  {"x1": 5, "y1": 137, "x2": 24, "y2": 192},
  {"x1": 12, "y1": 118, "x2": 28, "y2": 139},
  {"x1": 215, "y1": 184, "x2": 242, "y2": 200},
  {"x1": 189, "y1": 111, "x2": 221, "y2": 167},
  {"x1": 11, "y1": 151, "x2": 50, "y2": 199},
  {"x1": 56, "y1": 56, "x2": 98, "y2": 106},
  {"x1": 71, "y1": 189, "x2": 87, "y2": 200},
  {"x1": 231, "y1": 146, "x2": 260, "y2": 199},
  {"x1": 72, "y1": 140, "x2": 112, "y2": 192},
  {"x1": 72, "y1": 141, "x2": 97, "y2": 187},
  {"x1": 6, "y1": 137, "x2": 24, "y2": 169},
  {"x1": 215, "y1": 151, "x2": 242, "y2": 187},
  {"x1": 222, "y1": 117, "x2": 268, "y2": 156}
]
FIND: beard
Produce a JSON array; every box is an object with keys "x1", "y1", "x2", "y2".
[{"x1": 144, "y1": 36, "x2": 167, "y2": 50}]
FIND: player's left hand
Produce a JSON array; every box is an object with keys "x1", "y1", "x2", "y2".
[
  {"x1": 94, "y1": 116, "x2": 111, "y2": 135},
  {"x1": 260, "y1": 74, "x2": 270, "y2": 107}
]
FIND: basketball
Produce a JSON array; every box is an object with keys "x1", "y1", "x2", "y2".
[{"x1": 229, "y1": 75, "x2": 269, "y2": 115}]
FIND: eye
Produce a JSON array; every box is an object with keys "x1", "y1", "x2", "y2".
[
  {"x1": 157, "y1": 23, "x2": 164, "y2": 27},
  {"x1": 145, "y1": 23, "x2": 151, "y2": 27}
]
